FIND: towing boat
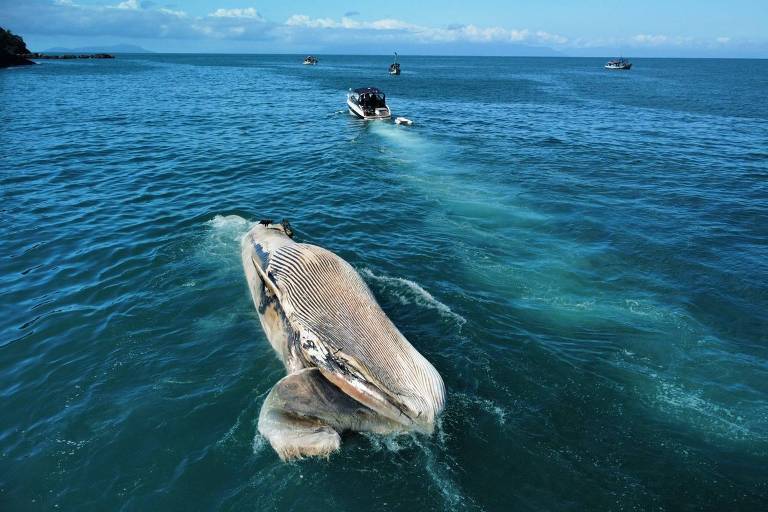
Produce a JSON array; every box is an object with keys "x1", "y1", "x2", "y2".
[{"x1": 347, "y1": 87, "x2": 391, "y2": 119}]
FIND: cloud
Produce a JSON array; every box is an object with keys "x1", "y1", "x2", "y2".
[
  {"x1": 631, "y1": 34, "x2": 696, "y2": 47},
  {"x1": 632, "y1": 34, "x2": 669, "y2": 46},
  {"x1": 115, "y1": 0, "x2": 140, "y2": 9},
  {"x1": 1, "y1": 0, "x2": 272, "y2": 40},
  {"x1": 209, "y1": 7, "x2": 264, "y2": 20},
  {"x1": 283, "y1": 14, "x2": 568, "y2": 46},
  {"x1": 285, "y1": 15, "x2": 339, "y2": 29},
  {"x1": 0, "y1": 1, "x2": 762, "y2": 56}
]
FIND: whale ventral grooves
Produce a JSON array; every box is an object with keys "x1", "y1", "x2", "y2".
[{"x1": 241, "y1": 220, "x2": 445, "y2": 460}]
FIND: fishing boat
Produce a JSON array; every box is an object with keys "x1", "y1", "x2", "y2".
[
  {"x1": 303, "y1": 55, "x2": 318, "y2": 65},
  {"x1": 605, "y1": 57, "x2": 632, "y2": 70},
  {"x1": 347, "y1": 87, "x2": 391, "y2": 120},
  {"x1": 389, "y1": 52, "x2": 401, "y2": 75}
]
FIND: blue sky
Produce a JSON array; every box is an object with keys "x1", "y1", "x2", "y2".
[{"x1": 2, "y1": 0, "x2": 766, "y2": 56}]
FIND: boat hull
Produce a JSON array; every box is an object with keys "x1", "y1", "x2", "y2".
[{"x1": 346, "y1": 97, "x2": 391, "y2": 120}]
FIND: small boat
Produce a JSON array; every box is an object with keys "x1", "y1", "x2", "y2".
[
  {"x1": 395, "y1": 117, "x2": 413, "y2": 125},
  {"x1": 605, "y1": 57, "x2": 631, "y2": 70},
  {"x1": 303, "y1": 55, "x2": 318, "y2": 65},
  {"x1": 347, "y1": 87, "x2": 391, "y2": 120},
  {"x1": 389, "y1": 52, "x2": 401, "y2": 75}
]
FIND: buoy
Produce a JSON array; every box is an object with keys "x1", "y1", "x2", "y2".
[{"x1": 395, "y1": 117, "x2": 413, "y2": 125}]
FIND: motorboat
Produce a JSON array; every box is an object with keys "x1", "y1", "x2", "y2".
[
  {"x1": 395, "y1": 117, "x2": 412, "y2": 125},
  {"x1": 347, "y1": 87, "x2": 391, "y2": 119},
  {"x1": 389, "y1": 52, "x2": 401, "y2": 75},
  {"x1": 303, "y1": 55, "x2": 318, "y2": 65},
  {"x1": 605, "y1": 57, "x2": 631, "y2": 70}
]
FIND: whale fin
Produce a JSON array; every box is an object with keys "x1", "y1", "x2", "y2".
[
  {"x1": 258, "y1": 368, "x2": 397, "y2": 461},
  {"x1": 293, "y1": 330, "x2": 417, "y2": 429}
]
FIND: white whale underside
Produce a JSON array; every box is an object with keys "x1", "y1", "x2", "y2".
[{"x1": 241, "y1": 222, "x2": 446, "y2": 460}]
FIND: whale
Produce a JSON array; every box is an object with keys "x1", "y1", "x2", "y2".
[{"x1": 241, "y1": 220, "x2": 446, "y2": 460}]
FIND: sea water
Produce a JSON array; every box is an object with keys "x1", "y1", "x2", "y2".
[{"x1": 1, "y1": 55, "x2": 767, "y2": 511}]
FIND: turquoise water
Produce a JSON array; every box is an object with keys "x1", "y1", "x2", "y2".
[{"x1": 1, "y1": 55, "x2": 767, "y2": 511}]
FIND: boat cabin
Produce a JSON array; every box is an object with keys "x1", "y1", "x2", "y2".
[{"x1": 347, "y1": 86, "x2": 391, "y2": 119}]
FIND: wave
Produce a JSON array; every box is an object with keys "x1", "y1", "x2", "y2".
[
  {"x1": 653, "y1": 380, "x2": 757, "y2": 441},
  {"x1": 360, "y1": 268, "x2": 466, "y2": 327},
  {"x1": 614, "y1": 352, "x2": 766, "y2": 443},
  {"x1": 361, "y1": 427, "x2": 478, "y2": 510}
]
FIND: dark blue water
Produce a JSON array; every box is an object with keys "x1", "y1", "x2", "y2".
[{"x1": 1, "y1": 55, "x2": 767, "y2": 511}]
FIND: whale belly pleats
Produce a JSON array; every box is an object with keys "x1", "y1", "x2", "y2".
[{"x1": 266, "y1": 243, "x2": 445, "y2": 428}]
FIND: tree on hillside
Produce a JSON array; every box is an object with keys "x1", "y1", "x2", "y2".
[{"x1": 1, "y1": 27, "x2": 30, "y2": 55}]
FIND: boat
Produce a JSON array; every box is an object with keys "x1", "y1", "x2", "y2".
[
  {"x1": 605, "y1": 57, "x2": 631, "y2": 70},
  {"x1": 395, "y1": 117, "x2": 413, "y2": 125},
  {"x1": 347, "y1": 87, "x2": 391, "y2": 120},
  {"x1": 389, "y1": 52, "x2": 401, "y2": 75},
  {"x1": 303, "y1": 55, "x2": 318, "y2": 65}
]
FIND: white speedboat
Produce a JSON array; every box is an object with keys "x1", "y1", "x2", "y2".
[
  {"x1": 605, "y1": 57, "x2": 631, "y2": 70},
  {"x1": 347, "y1": 87, "x2": 391, "y2": 120},
  {"x1": 303, "y1": 55, "x2": 318, "y2": 65}
]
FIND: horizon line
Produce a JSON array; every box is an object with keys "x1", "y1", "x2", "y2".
[{"x1": 38, "y1": 50, "x2": 768, "y2": 60}]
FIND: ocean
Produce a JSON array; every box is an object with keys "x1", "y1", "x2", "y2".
[{"x1": 1, "y1": 54, "x2": 767, "y2": 511}]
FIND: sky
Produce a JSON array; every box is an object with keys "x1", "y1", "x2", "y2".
[{"x1": 1, "y1": 0, "x2": 766, "y2": 57}]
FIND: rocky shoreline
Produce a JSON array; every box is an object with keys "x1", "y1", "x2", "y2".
[
  {"x1": 0, "y1": 53, "x2": 33, "y2": 67},
  {"x1": 1, "y1": 27, "x2": 114, "y2": 68},
  {"x1": 23, "y1": 52, "x2": 115, "y2": 60}
]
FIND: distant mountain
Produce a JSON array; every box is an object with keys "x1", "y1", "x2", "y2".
[{"x1": 43, "y1": 44, "x2": 153, "y2": 54}]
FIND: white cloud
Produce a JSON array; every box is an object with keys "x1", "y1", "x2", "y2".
[
  {"x1": 159, "y1": 8, "x2": 186, "y2": 18},
  {"x1": 716, "y1": 36, "x2": 731, "y2": 44},
  {"x1": 115, "y1": 0, "x2": 139, "y2": 10},
  {"x1": 209, "y1": 8, "x2": 264, "y2": 20},
  {"x1": 283, "y1": 14, "x2": 568, "y2": 46},
  {"x1": 631, "y1": 34, "x2": 695, "y2": 47},
  {"x1": 285, "y1": 15, "x2": 338, "y2": 28},
  {"x1": 633, "y1": 34, "x2": 668, "y2": 45}
]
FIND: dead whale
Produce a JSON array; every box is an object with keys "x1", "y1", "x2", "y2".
[{"x1": 241, "y1": 220, "x2": 445, "y2": 460}]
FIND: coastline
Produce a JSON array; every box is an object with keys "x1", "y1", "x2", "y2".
[
  {"x1": 23, "y1": 52, "x2": 115, "y2": 60},
  {"x1": 0, "y1": 52, "x2": 34, "y2": 68}
]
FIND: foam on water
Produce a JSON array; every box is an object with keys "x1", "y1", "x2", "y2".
[
  {"x1": 205, "y1": 214, "x2": 252, "y2": 245},
  {"x1": 614, "y1": 351, "x2": 768, "y2": 444},
  {"x1": 360, "y1": 428, "x2": 476, "y2": 511},
  {"x1": 360, "y1": 268, "x2": 466, "y2": 326}
]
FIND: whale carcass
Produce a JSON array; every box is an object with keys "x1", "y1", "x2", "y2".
[{"x1": 241, "y1": 220, "x2": 445, "y2": 460}]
